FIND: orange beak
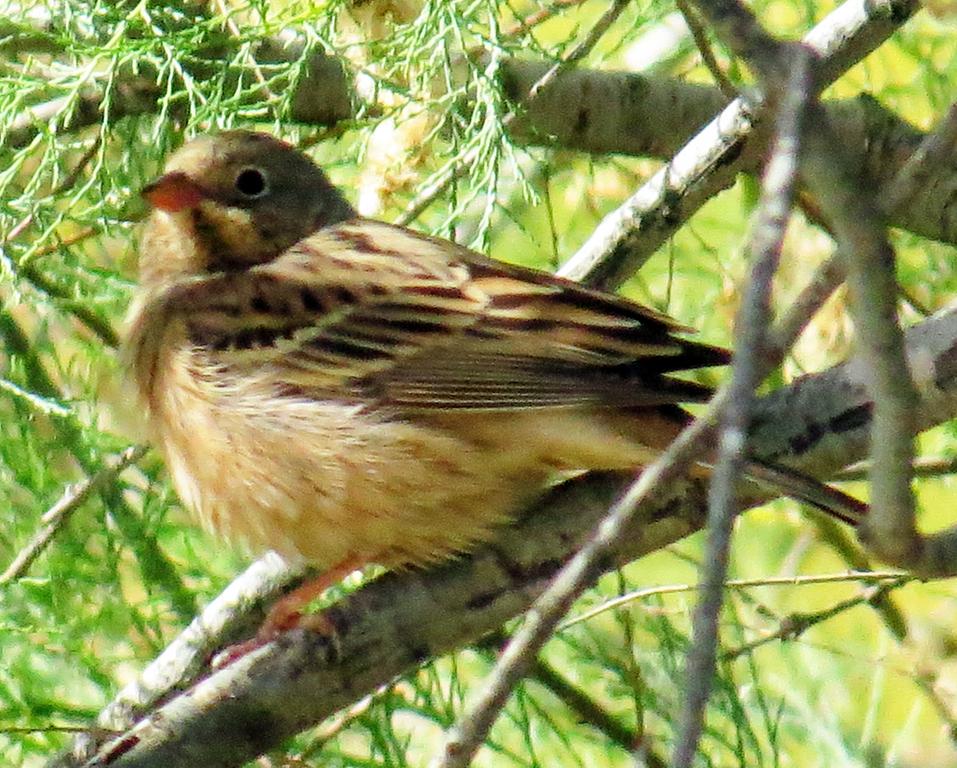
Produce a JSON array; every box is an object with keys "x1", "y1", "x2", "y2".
[{"x1": 141, "y1": 172, "x2": 207, "y2": 212}]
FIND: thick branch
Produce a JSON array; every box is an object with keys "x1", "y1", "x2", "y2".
[
  {"x1": 558, "y1": 0, "x2": 921, "y2": 289},
  {"x1": 8, "y1": 4, "x2": 953, "y2": 249},
  {"x1": 58, "y1": 304, "x2": 957, "y2": 768}
]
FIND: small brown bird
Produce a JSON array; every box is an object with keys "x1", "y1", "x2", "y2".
[{"x1": 126, "y1": 131, "x2": 862, "y2": 643}]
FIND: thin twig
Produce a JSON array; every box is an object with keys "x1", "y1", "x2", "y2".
[
  {"x1": 502, "y1": 0, "x2": 590, "y2": 38},
  {"x1": 0, "y1": 377, "x2": 72, "y2": 418},
  {"x1": 531, "y1": 658, "x2": 650, "y2": 758},
  {"x1": 303, "y1": 692, "x2": 378, "y2": 754},
  {"x1": 836, "y1": 456, "x2": 957, "y2": 481},
  {"x1": 1, "y1": 136, "x2": 102, "y2": 244},
  {"x1": 764, "y1": 253, "x2": 843, "y2": 356},
  {"x1": 398, "y1": 0, "x2": 632, "y2": 227},
  {"x1": 767, "y1": 100, "x2": 957, "y2": 361},
  {"x1": 0, "y1": 725, "x2": 117, "y2": 735},
  {"x1": 675, "y1": 0, "x2": 738, "y2": 98},
  {"x1": 474, "y1": 630, "x2": 653, "y2": 758},
  {"x1": 0, "y1": 136, "x2": 119, "y2": 346},
  {"x1": 721, "y1": 576, "x2": 910, "y2": 660},
  {"x1": 672, "y1": 41, "x2": 812, "y2": 768},
  {"x1": 528, "y1": 0, "x2": 632, "y2": 102},
  {"x1": 211, "y1": 0, "x2": 277, "y2": 100},
  {"x1": 802, "y1": 109, "x2": 921, "y2": 568},
  {"x1": 395, "y1": 156, "x2": 474, "y2": 227},
  {"x1": 31, "y1": 226, "x2": 99, "y2": 257},
  {"x1": 560, "y1": 570, "x2": 910, "y2": 630},
  {"x1": 882, "y1": 103, "x2": 957, "y2": 214},
  {"x1": 0, "y1": 445, "x2": 147, "y2": 585}
]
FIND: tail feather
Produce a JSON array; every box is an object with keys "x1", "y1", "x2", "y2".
[{"x1": 743, "y1": 459, "x2": 867, "y2": 526}]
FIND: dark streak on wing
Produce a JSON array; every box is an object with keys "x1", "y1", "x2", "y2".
[
  {"x1": 173, "y1": 218, "x2": 731, "y2": 411},
  {"x1": 359, "y1": 344, "x2": 725, "y2": 412}
]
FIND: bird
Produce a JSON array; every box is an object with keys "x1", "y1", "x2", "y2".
[{"x1": 126, "y1": 130, "x2": 865, "y2": 647}]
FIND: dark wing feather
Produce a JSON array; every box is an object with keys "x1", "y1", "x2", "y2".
[{"x1": 160, "y1": 219, "x2": 728, "y2": 411}]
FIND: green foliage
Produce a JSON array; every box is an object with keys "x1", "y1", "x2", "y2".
[{"x1": 0, "y1": 1, "x2": 956, "y2": 766}]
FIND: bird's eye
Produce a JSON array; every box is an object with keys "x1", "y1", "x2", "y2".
[{"x1": 235, "y1": 167, "x2": 268, "y2": 198}]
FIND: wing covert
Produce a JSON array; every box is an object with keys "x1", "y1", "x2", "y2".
[{"x1": 158, "y1": 219, "x2": 728, "y2": 410}]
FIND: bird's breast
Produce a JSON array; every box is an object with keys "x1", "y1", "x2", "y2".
[{"x1": 134, "y1": 344, "x2": 544, "y2": 570}]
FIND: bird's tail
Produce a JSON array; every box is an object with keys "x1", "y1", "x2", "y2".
[
  {"x1": 742, "y1": 458, "x2": 867, "y2": 526},
  {"x1": 613, "y1": 404, "x2": 868, "y2": 526}
]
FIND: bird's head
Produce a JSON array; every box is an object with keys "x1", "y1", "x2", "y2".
[{"x1": 139, "y1": 130, "x2": 356, "y2": 288}]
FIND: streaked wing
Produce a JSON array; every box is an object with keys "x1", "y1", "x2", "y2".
[{"x1": 161, "y1": 219, "x2": 728, "y2": 411}]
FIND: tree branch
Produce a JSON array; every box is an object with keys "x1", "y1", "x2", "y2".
[
  {"x1": 557, "y1": 0, "x2": 921, "y2": 290},
  {"x1": 673, "y1": 39, "x2": 812, "y2": 768},
  {"x1": 54, "y1": 303, "x2": 957, "y2": 768},
  {"x1": 8, "y1": 3, "x2": 950, "y2": 250}
]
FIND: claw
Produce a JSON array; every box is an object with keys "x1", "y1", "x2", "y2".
[{"x1": 208, "y1": 556, "x2": 361, "y2": 669}]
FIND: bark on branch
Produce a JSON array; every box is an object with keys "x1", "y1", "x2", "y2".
[
  {"x1": 54, "y1": 304, "x2": 957, "y2": 768},
  {"x1": 8, "y1": 2, "x2": 953, "y2": 249}
]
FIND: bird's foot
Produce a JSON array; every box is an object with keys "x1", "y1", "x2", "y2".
[
  {"x1": 209, "y1": 556, "x2": 361, "y2": 669},
  {"x1": 210, "y1": 605, "x2": 339, "y2": 669}
]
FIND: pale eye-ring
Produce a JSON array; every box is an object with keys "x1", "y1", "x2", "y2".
[{"x1": 235, "y1": 167, "x2": 268, "y2": 198}]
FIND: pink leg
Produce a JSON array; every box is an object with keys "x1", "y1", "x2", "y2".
[
  {"x1": 257, "y1": 555, "x2": 366, "y2": 640},
  {"x1": 211, "y1": 555, "x2": 365, "y2": 668}
]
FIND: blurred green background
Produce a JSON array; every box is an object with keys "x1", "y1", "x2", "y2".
[{"x1": 1, "y1": 1, "x2": 956, "y2": 765}]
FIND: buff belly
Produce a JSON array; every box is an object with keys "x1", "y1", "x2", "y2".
[
  {"x1": 146, "y1": 346, "x2": 678, "y2": 569},
  {"x1": 151, "y1": 378, "x2": 551, "y2": 570}
]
